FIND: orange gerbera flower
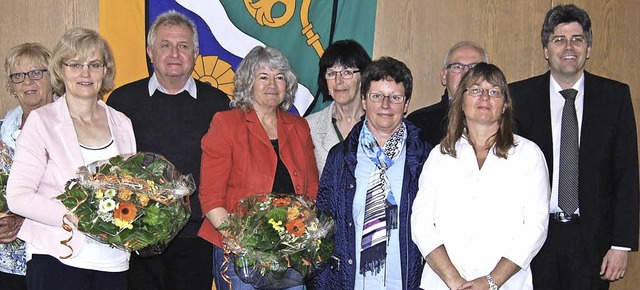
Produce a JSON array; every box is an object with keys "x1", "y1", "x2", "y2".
[
  {"x1": 285, "y1": 219, "x2": 306, "y2": 237},
  {"x1": 114, "y1": 202, "x2": 138, "y2": 222},
  {"x1": 273, "y1": 197, "x2": 291, "y2": 207}
]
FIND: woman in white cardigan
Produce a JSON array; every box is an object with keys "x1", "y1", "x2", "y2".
[{"x1": 306, "y1": 40, "x2": 371, "y2": 173}]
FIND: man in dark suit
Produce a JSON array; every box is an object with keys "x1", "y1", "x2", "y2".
[
  {"x1": 107, "y1": 10, "x2": 229, "y2": 290},
  {"x1": 510, "y1": 4, "x2": 639, "y2": 289},
  {"x1": 407, "y1": 41, "x2": 488, "y2": 146}
]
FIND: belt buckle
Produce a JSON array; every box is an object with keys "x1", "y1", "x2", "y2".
[{"x1": 552, "y1": 212, "x2": 576, "y2": 223}]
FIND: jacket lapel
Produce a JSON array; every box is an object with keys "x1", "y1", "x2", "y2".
[
  {"x1": 317, "y1": 103, "x2": 341, "y2": 152},
  {"x1": 102, "y1": 100, "x2": 132, "y2": 154},
  {"x1": 245, "y1": 109, "x2": 272, "y2": 147},
  {"x1": 53, "y1": 96, "x2": 84, "y2": 169}
]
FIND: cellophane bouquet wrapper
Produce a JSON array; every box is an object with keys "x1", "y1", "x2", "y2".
[
  {"x1": 57, "y1": 152, "x2": 194, "y2": 257},
  {"x1": 219, "y1": 193, "x2": 334, "y2": 289}
]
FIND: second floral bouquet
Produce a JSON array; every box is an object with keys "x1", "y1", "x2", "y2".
[
  {"x1": 220, "y1": 193, "x2": 334, "y2": 289},
  {"x1": 57, "y1": 152, "x2": 194, "y2": 257}
]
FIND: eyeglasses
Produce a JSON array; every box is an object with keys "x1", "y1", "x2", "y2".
[
  {"x1": 9, "y1": 69, "x2": 48, "y2": 84},
  {"x1": 366, "y1": 93, "x2": 406, "y2": 104},
  {"x1": 62, "y1": 62, "x2": 105, "y2": 73},
  {"x1": 465, "y1": 87, "x2": 504, "y2": 98},
  {"x1": 325, "y1": 69, "x2": 359, "y2": 80},
  {"x1": 550, "y1": 36, "x2": 586, "y2": 47},
  {"x1": 446, "y1": 63, "x2": 478, "y2": 73}
]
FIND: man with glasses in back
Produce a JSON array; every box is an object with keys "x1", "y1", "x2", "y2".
[
  {"x1": 407, "y1": 41, "x2": 488, "y2": 146},
  {"x1": 510, "y1": 4, "x2": 638, "y2": 289}
]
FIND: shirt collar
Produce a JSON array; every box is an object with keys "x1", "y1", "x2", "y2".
[
  {"x1": 147, "y1": 73, "x2": 197, "y2": 99},
  {"x1": 550, "y1": 73, "x2": 585, "y2": 95}
]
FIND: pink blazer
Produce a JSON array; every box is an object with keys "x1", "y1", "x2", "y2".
[{"x1": 6, "y1": 96, "x2": 136, "y2": 259}]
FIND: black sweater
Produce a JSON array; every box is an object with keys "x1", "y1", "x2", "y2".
[{"x1": 107, "y1": 78, "x2": 230, "y2": 237}]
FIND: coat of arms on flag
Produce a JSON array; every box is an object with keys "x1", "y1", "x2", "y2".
[{"x1": 101, "y1": 0, "x2": 376, "y2": 115}]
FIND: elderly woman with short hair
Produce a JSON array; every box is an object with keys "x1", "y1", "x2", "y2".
[
  {"x1": 313, "y1": 56, "x2": 431, "y2": 289},
  {"x1": 198, "y1": 45, "x2": 318, "y2": 290},
  {"x1": 6, "y1": 28, "x2": 136, "y2": 290},
  {"x1": 0, "y1": 42, "x2": 55, "y2": 290}
]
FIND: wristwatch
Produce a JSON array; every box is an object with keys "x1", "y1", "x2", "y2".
[{"x1": 486, "y1": 274, "x2": 498, "y2": 290}]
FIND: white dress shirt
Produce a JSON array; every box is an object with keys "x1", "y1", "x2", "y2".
[{"x1": 147, "y1": 73, "x2": 197, "y2": 98}]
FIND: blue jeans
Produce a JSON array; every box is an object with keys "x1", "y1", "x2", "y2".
[{"x1": 213, "y1": 246, "x2": 304, "y2": 290}]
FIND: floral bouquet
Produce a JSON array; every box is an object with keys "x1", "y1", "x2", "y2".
[
  {"x1": 0, "y1": 171, "x2": 10, "y2": 217},
  {"x1": 57, "y1": 152, "x2": 194, "y2": 257},
  {"x1": 0, "y1": 141, "x2": 13, "y2": 216},
  {"x1": 219, "y1": 193, "x2": 334, "y2": 289},
  {"x1": 0, "y1": 141, "x2": 25, "y2": 250}
]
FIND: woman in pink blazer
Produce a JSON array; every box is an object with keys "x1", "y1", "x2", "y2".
[{"x1": 6, "y1": 28, "x2": 136, "y2": 290}]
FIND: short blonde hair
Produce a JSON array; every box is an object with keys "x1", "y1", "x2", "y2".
[{"x1": 49, "y1": 28, "x2": 115, "y2": 97}]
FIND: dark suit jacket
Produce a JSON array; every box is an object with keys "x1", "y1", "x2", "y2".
[
  {"x1": 510, "y1": 71, "x2": 639, "y2": 259},
  {"x1": 406, "y1": 90, "x2": 450, "y2": 146}
]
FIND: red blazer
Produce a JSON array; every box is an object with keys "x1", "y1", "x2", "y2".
[{"x1": 198, "y1": 108, "x2": 319, "y2": 247}]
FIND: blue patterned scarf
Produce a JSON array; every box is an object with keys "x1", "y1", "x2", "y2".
[{"x1": 358, "y1": 120, "x2": 406, "y2": 275}]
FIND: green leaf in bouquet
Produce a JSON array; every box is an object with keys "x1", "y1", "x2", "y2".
[
  {"x1": 142, "y1": 204, "x2": 162, "y2": 226},
  {"x1": 145, "y1": 161, "x2": 167, "y2": 179}
]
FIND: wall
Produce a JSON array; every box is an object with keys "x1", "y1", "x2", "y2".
[
  {"x1": 0, "y1": 0, "x2": 99, "y2": 114},
  {"x1": 0, "y1": 0, "x2": 637, "y2": 288}
]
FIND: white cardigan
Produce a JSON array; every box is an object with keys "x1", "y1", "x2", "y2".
[{"x1": 305, "y1": 102, "x2": 341, "y2": 175}]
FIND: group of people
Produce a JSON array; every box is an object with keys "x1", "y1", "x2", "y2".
[{"x1": 0, "y1": 4, "x2": 636, "y2": 290}]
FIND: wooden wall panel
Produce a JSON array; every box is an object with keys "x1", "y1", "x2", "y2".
[{"x1": 0, "y1": 0, "x2": 99, "y2": 115}]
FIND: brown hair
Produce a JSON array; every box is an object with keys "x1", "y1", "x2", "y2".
[{"x1": 440, "y1": 62, "x2": 515, "y2": 158}]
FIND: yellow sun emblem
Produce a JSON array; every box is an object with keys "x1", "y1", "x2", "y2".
[{"x1": 192, "y1": 55, "x2": 235, "y2": 100}]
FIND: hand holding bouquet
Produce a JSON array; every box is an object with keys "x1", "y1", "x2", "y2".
[
  {"x1": 57, "y1": 152, "x2": 194, "y2": 257},
  {"x1": 219, "y1": 193, "x2": 334, "y2": 289}
]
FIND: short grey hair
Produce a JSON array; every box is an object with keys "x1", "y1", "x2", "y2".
[
  {"x1": 231, "y1": 46, "x2": 298, "y2": 111},
  {"x1": 147, "y1": 10, "x2": 199, "y2": 50},
  {"x1": 443, "y1": 41, "x2": 489, "y2": 68}
]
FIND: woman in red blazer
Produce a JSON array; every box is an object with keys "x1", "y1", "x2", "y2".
[{"x1": 198, "y1": 46, "x2": 318, "y2": 290}]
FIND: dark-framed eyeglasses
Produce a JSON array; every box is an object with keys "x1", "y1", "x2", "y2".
[
  {"x1": 465, "y1": 87, "x2": 504, "y2": 99},
  {"x1": 366, "y1": 93, "x2": 406, "y2": 104},
  {"x1": 325, "y1": 69, "x2": 360, "y2": 80},
  {"x1": 9, "y1": 69, "x2": 48, "y2": 84},
  {"x1": 446, "y1": 62, "x2": 478, "y2": 73}
]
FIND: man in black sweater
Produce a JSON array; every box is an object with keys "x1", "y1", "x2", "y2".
[
  {"x1": 407, "y1": 41, "x2": 488, "y2": 146},
  {"x1": 107, "y1": 10, "x2": 229, "y2": 290}
]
